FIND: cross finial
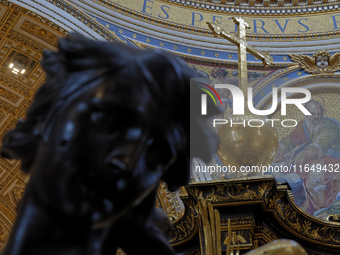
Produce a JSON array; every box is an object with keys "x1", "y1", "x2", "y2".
[{"x1": 208, "y1": 18, "x2": 273, "y2": 94}]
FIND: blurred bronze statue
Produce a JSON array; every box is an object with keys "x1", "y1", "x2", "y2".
[{"x1": 0, "y1": 34, "x2": 219, "y2": 255}]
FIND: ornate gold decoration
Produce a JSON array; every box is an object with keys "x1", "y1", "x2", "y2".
[
  {"x1": 156, "y1": 182, "x2": 184, "y2": 222},
  {"x1": 185, "y1": 179, "x2": 310, "y2": 254},
  {"x1": 223, "y1": 230, "x2": 247, "y2": 246},
  {"x1": 262, "y1": 227, "x2": 278, "y2": 243},
  {"x1": 0, "y1": 87, "x2": 20, "y2": 103},
  {"x1": 328, "y1": 214, "x2": 340, "y2": 222},
  {"x1": 25, "y1": 11, "x2": 67, "y2": 36},
  {"x1": 0, "y1": 0, "x2": 12, "y2": 7},
  {"x1": 189, "y1": 181, "x2": 272, "y2": 204},
  {"x1": 6, "y1": 32, "x2": 45, "y2": 56},
  {"x1": 223, "y1": 228, "x2": 250, "y2": 255},
  {"x1": 197, "y1": 198, "x2": 222, "y2": 255},
  {"x1": 267, "y1": 185, "x2": 340, "y2": 246},
  {"x1": 183, "y1": 178, "x2": 340, "y2": 251},
  {"x1": 168, "y1": 195, "x2": 198, "y2": 246},
  {"x1": 289, "y1": 50, "x2": 340, "y2": 74},
  {"x1": 20, "y1": 20, "x2": 58, "y2": 46},
  {"x1": 168, "y1": 210, "x2": 195, "y2": 240},
  {"x1": 221, "y1": 217, "x2": 255, "y2": 227}
]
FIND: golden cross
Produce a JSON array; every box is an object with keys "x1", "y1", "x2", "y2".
[{"x1": 208, "y1": 17, "x2": 273, "y2": 94}]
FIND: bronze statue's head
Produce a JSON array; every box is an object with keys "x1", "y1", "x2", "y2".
[
  {"x1": 0, "y1": 34, "x2": 219, "y2": 255},
  {"x1": 1, "y1": 33, "x2": 218, "y2": 217}
]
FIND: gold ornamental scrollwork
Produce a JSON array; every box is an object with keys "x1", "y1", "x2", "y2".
[
  {"x1": 167, "y1": 197, "x2": 198, "y2": 245},
  {"x1": 25, "y1": 11, "x2": 67, "y2": 35},
  {"x1": 197, "y1": 198, "x2": 222, "y2": 255},
  {"x1": 156, "y1": 182, "x2": 184, "y2": 222},
  {"x1": 269, "y1": 190, "x2": 340, "y2": 245},
  {"x1": 189, "y1": 182, "x2": 272, "y2": 203},
  {"x1": 328, "y1": 214, "x2": 340, "y2": 222},
  {"x1": 289, "y1": 50, "x2": 340, "y2": 74}
]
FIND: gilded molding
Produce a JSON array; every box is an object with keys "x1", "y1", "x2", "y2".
[
  {"x1": 156, "y1": 182, "x2": 184, "y2": 222},
  {"x1": 188, "y1": 181, "x2": 273, "y2": 204},
  {"x1": 328, "y1": 215, "x2": 340, "y2": 223},
  {"x1": 94, "y1": 0, "x2": 340, "y2": 42},
  {"x1": 168, "y1": 195, "x2": 198, "y2": 246},
  {"x1": 20, "y1": 20, "x2": 58, "y2": 46},
  {"x1": 268, "y1": 190, "x2": 340, "y2": 246},
  {"x1": 0, "y1": 86, "x2": 20, "y2": 103},
  {"x1": 262, "y1": 226, "x2": 278, "y2": 243},
  {"x1": 6, "y1": 31, "x2": 46, "y2": 55},
  {"x1": 182, "y1": 178, "x2": 340, "y2": 249},
  {"x1": 45, "y1": 0, "x2": 122, "y2": 42},
  {"x1": 25, "y1": 10, "x2": 67, "y2": 36},
  {"x1": 0, "y1": 0, "x2": 11, "y2": 7}
]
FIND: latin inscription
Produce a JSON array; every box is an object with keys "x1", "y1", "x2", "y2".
[{"x1": 139, "y1": 0, "x2": 340, "y2": 35}]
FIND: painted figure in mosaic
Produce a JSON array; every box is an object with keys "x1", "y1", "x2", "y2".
[
  {"x1": 275, "y1": 100, "x2": 340, "y2": 214},
  {"x1": 0, "y1": 34, "x2": 219, "y2": 255}
]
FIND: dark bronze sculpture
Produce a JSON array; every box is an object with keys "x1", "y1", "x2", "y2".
[{"x1": 0, "y1": 34, "x2": 219, "y2": 255}]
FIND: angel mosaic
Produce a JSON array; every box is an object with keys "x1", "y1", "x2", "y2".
[{"x1": 289, "y1": 50, "x2": 340, "y2": 74}]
